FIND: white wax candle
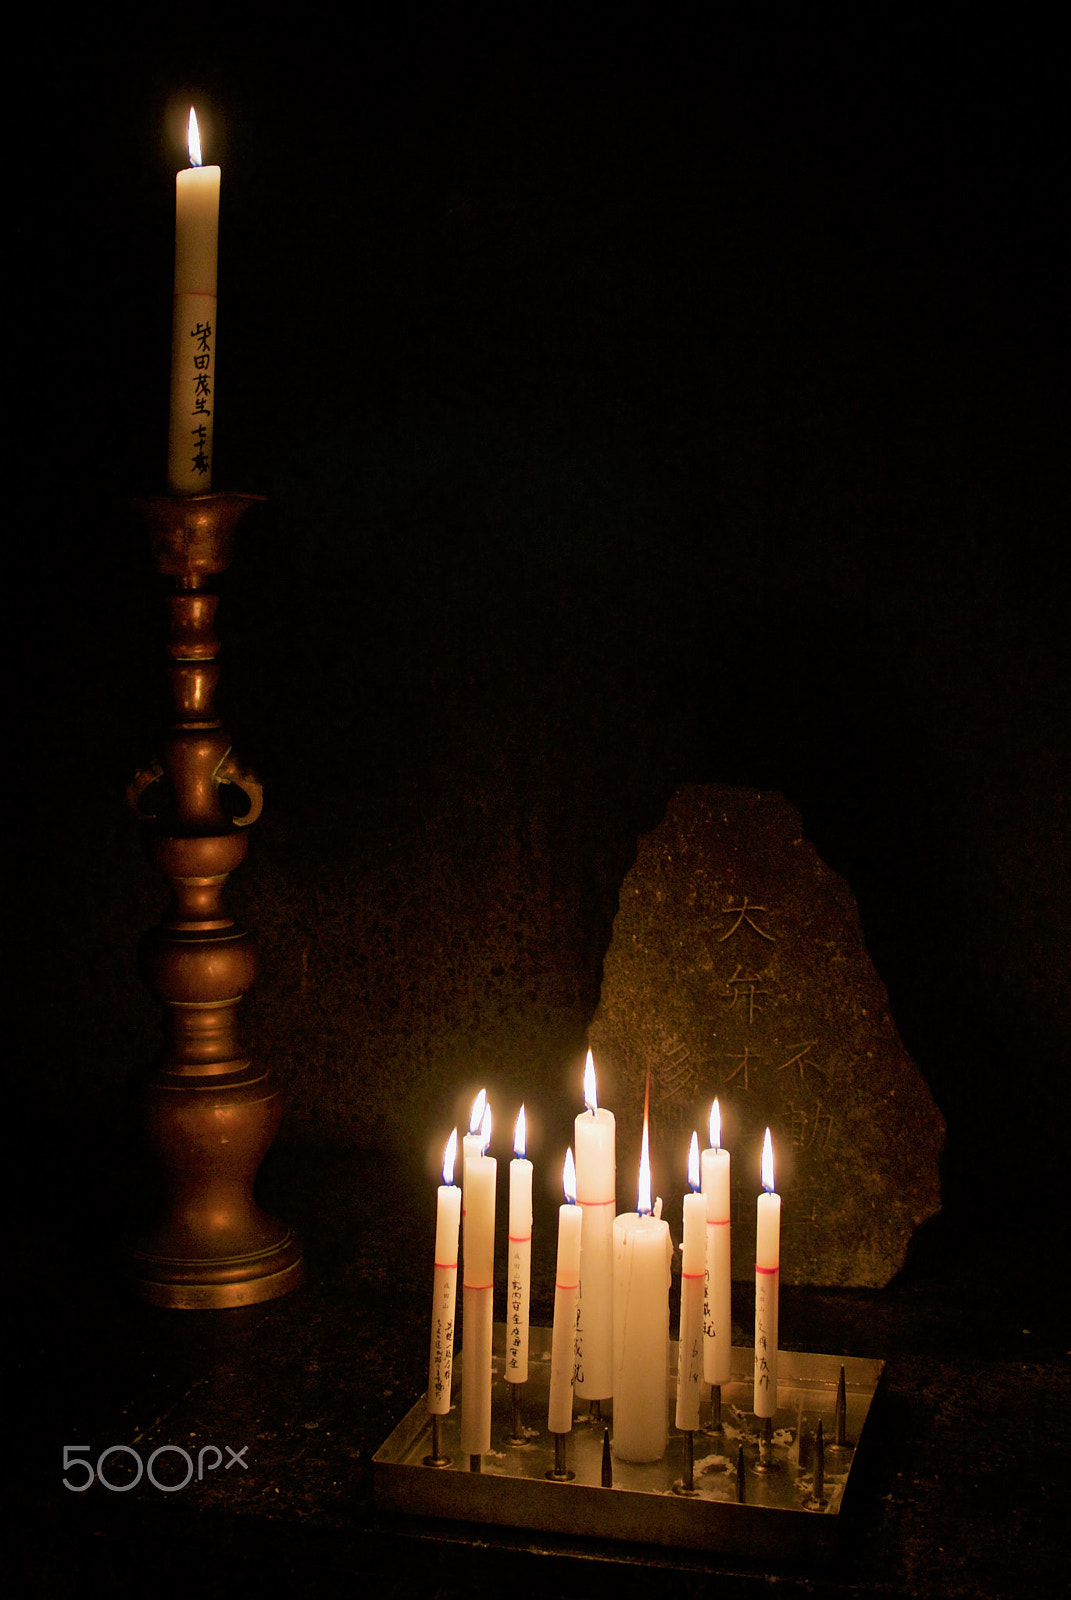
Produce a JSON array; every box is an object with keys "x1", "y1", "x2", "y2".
[
  {"x1": 675, "y1": 1133, "x2": 706, "y2": 1432},
  {"x1": 460, "y1": 1104, "x2": 496, "y2": 1456},
  {"x1": 506, "y1": 1105, "x2": 533, "y2": 1385},
  {"x1": 702, "y1": 1098, "x2": 733, "y2": 1387},
  {"x1": 168, "y1": 110, "x2": 220, "y2": 494},
  {"x1": 612, "y1": 1106, "x2": 671, "y2": 1463},
  {"x1": 427, "y1": 1129, "x2": 461, "y2": 1415},
  {"x1": 548, "y1": 1149, "x2": 583, "y2": 1434},
  {"x1": 754, "y1": 1128, "x2": 781, "y2": 1418},
  {"x1": 573, "y1": 1049, "x2": 616, "y2": 1399}
]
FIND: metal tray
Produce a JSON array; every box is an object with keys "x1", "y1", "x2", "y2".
[{"x1": 373, "y1": 1325, "x2": 883, "y2": 1559}]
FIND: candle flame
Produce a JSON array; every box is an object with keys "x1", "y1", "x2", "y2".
[
  {"x1": 687, "y1": 1129, "x2": 701, "y2": 1191},
  {"x1": 468, "y1": 1088, "x2": 487, "y2": 1135},
  {"x1": 563, "y1": 1146, "x2": 577, "y2": 1204},
  {"x1": 709, "y1": 1097, "x2": 722, "y2": 1150},
  {"x1": 638, "y1": 1074, "x2": 652, "y2": 1214},
  {"x1": 583, "y1": 1048, "x2": 598, "y2": 1114},
  {"x1": 443, "y1": 1127, "x2": 458, "y2": 1186},
  {"x1": 479, "y1": 1102, "x2": 493, "y2": 1156},
  {"x1": 761, "y1": 1127, "x2": 775, "y2": 1193},
  {"x1": 514, "y1": 1103, "x2": 526, "y2": 1159},
  {"x1": 187, "y1": 108, "x2": 203, "y2": 168}
]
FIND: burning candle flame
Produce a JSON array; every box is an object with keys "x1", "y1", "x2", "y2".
[
  {"x1": 187, "y1": 107, "x2": 203, "y2": 168},
  {"x1": 583, "y1": 1048, "x2": 598, "y2": 1114},
  {"x1": 479, "y1": 1103, "x2": 492, "y2": 1156},
  {"x1": 563, "y1": 1146, "x2": 577, "y2": 1204},
  {"x1": 687, "y1": 1130, "x2": 701, "y2": 1191},
  {"x1": 761, "y1": 1126, "x2": 775, "y2": 1193},
  {"x1": 709, "y1": 1097, "x2": 722, "y2": 1151},
  {"x1": 514, "y1": 1104, "x2": 526, "y2": 1160},
  {"x1": 442, "y1": 1127, "x2": 458, "y2": 1186},
  {"x1": 468, "y1": 1088, "x2": 487, "y2": 1136},
  {"x1": 638, "y1": 1075, "x2": 653, "y2": 1214}
]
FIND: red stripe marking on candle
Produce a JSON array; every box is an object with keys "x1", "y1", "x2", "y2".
[
  {"x1": 755, "y1": 1264, "x2": 780, "y2": 1275},
  {"x1": 508, "y1": 1234, "x2": 532, "y2": 1244},
  {"x1": 433, "y1": 1260, "x2": 458, "y2": 1270},
  {"x1": 682, "y1": 1270, "x2": 706, "y2": 1280},
  {"x1": 579, "y1": 1197, "x2": 616, "y2": 1207},
  {"x1": 555, "y1": 1280, "x2": 580, "y2": 1292},
  {"x1": 706, "y1": 1217, "x2": 730, "y2": 1226},
  {"x1": 463, "y1": 1281, "x2": 494, "y2": 1291}
]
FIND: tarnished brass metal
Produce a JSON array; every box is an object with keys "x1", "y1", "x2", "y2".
[{"x1": 118, "y1": 493, "x2": 303, "y2": 1309}]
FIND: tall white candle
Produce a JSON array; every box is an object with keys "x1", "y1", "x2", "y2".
[
  {"x1": 462, "y1": 1089, "x2": 487, "y2": 1184},
  {"x1": 506, "y1": 1105, "x2": 533, "y2": 1385},
  {"x1": 702, "y1": 1097, "x2": 733, "y2": 1387},
  {"x1": 460, "y1": 1102, "x2": 496, "y2": 1456},
  {"x1": 573, "y1": 1049, "x2": 616, "y2": 1400},
  {"x1": 675, "y1": 1132, "x2": 706, "y2": 1432},
  {"x1": 548, "y1": 1149, "x2": 583, "y2": 1434},
  {"x1": 168, "y1": 109, "x2": 220, "y2": 494},
  {"x1": 754, "y1": 1127, "x2": 781, "y2": 1418},
  {"x1": 427, "y1": 1129, "x2": 461, "y2": 1415},
  {"x1": 612, "y1": 1093, "x2": 672, "y2": 1463}
]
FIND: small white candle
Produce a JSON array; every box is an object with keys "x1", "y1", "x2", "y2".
[
  {"x1": 701, "y1": 1098, "x2": 733, "y2": 1387},
  {"x1": 462, "y1": 1089, "x2": 487, "y2": 1184},
  {"x1": 675, "y1": 1132, "x2": 706, "y2": 1432},
  {"x1": 460, "y1": 1102, "x2": 496, "y2": 1456},
  {"x1": 548, "y1": 1149, "x2": 583, "y2": 1434},
  {"x1": 612, "y1": 1088, "x2": 672, "y2": 1463},
  {"x1": 754, "y1": 1127, "x2": 781, "y2": 1418},
  {"x1": 427, "y1": 1129, "x2": 461, "y2": 1415},
  {"x1": 506, "y1": 1105, "x2": 533, "y2": 1385},
  {"x1": 168, "y1": 109, "x2": 220, "y2": 494},
  {"x1": 573, "y1": 1049, "x2": 616, "y2": 1400}
]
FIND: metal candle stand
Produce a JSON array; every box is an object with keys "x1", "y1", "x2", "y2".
[
  {"x1": 117, "y1": 492, "x2": 303, "y2": 1309},
  {"x1": 375, "y1": 1326, "x2": 883, "y2": 1561}
]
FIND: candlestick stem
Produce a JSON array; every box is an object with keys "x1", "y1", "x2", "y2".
[
  {"x1": 509, "y1": 1383, "x2": 525, "y2": 1444},
  {"x1": 705, "y1": 1383, "x2": 723, "y2": 1434},
  {"x1": 469, "y1": 1453, "x2": 482, "y2": 1473},
  {"x1": 424, "y1": 1412, "x2": 450, "y2": 1468},
  {"x1": 588, "y1": 1399, "x2": 602, "y2": 1423},
  {"x1": 829, "y1": 1365, "x2": 851, "y2": 1453},
  {"x1": 812, "y1": 1420, "x2": 826, "y2": 1504},
  {"x1": 118, "y1": 493, "x2": 302, "y2": 1308},
  {"x1": 546, "y1": 1432, "x2": 574, "y2": 1482},
  {"x1": 601, "y1": 1426, "x2": 612, "y2": 1487},
  {"x1": 736, "y1": 1445, "x2": 746, "y2": 1503},
  {"x1": 754, "y1": 1414, "x2": 778, "y2": 1473},
  {"x1": 674, "y1": 1429, "x2": 698, "y2": 1496}
]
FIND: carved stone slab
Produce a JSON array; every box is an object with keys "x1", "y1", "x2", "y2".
[{"x1": 589, "y1": 785, "x2": 945, "y2": 1287}]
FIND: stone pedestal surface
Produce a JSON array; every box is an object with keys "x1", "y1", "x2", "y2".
[{"x1": 589, "y1": 785, "x2": 945, "y2": 1286}]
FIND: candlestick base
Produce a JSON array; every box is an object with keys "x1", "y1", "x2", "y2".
[{"x1": 374, "y1": 1327, "x2": 884, "y2": 1561}]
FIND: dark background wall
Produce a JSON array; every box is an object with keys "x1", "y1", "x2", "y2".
[{"x1": 14, "y1": 15, "x2": 1066, "y2": 1274}]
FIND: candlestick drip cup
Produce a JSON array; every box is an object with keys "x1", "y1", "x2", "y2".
[{"x1": 117, "y1": 492, "x2": 303, "y2": 1308}]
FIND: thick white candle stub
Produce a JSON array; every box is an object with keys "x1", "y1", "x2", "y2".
[
  {"x1": 168, "y1": 109, "x2": 220, "y2": 494},
  {"x1": 427, "y1": 1129, "x2": 461, "y2": 1415},
  {"x1": 612, "y1": 1100, "x2": 671, "y2": 1463},
  {"x1": 754, "y1": 1127, "x2": 781, "y2": 1418},
  {"x1": 702, "y1": 1097, "x2": 733, "y2": 1387},
  {"x1": 548, "y1": 1149, "x2": 583, "y2": 1434},
  {"x1": 506, "y1": 1105, "x2": 533, "y2": 1384},
  {"x1": 675, "y1": 1132, "x2": 706, "y2": 1432},
  {"x1": 574, "y1": 1049, "x2": 616, "y2": 1399},
  {"x1": 460, "y1": 1103, "x2": 496, "y2": 1456}
]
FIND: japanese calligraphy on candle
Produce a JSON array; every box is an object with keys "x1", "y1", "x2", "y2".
[
  {"x1": 168, "y1": 110, "x2": 220, "y2": 494},
  {"x1": 588, "y1": 785, "x2": 944, "y2": 1286}
]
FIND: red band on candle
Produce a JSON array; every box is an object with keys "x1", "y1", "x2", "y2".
[
  {"x1": 706, "y1": 1217, "x2": 730, "y2": 1226},
  {"x1": 433, "y1": 1260, "x2": 458, "y2": 1271},
  {"x1": 682, "y1": 1270, "x2": 706, "y2": 1281},
  {"x1": 579, "y1": 1197, "x2": 616, "y2": 1207},
  {"x1": 507, "y1": 1234, "x2": 532, "y2": 1244},
  {"x1": 555, "y1": 1280, "x2": 580, "y2": 1292},
  {"x1": 463, "y1": 1281, "x2": 494, "y2": 1291},
  {"x1": 755, "y1": 1264, "x2": 780, "y2": 1275}
]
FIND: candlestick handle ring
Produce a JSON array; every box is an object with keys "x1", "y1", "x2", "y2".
[{"x1": 118, "y1": 492, "x2": 303, "y2": 1309}]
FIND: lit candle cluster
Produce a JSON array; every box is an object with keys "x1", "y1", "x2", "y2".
[{"x1": 425, "y1": 1058, "x2": 783, "y2": 1465}]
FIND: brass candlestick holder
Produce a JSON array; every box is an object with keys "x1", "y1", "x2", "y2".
[{"x1": 118, "y1": 492, "x2": 303, "y2": 1309}]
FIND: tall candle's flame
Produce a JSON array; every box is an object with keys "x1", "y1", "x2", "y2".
[
  {"x1": 761, "y1": 1127, "x2": 775, "y2": 1193},
  {"x1": 563, "y1": 1147, "x2": 577, "y2": 1204},
  {"x1": 479, "y1": 1103, "x2": 493, "y2": 1156},
  {"x1": 687, "y1": 1130, "x2": 701, "y2": 1191},
  {"x1": 583, "y1": 1049, "x2": 598, "y2": 1114},
  {"x1": 514, "y1": 1104, "x2": 526, "y2": 1160},
  {"x1": 187, "y1": 108, "x2": 203, "y2": 168},
  {"x1": 443, "y1": 1127, "x2": 458, "y2": 1186},
  {"x1": 469, "y1": 1088, "x2": 487, "y2": 1136},
  {"x1": 638, "y1": 1075, "x2": 653, "y2": 1214},
  {"x1": 710, "y1": 1097, "x2": 722, "y2": 1151}
]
